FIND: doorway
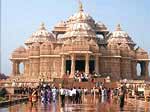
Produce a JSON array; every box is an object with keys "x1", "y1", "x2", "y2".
[
  {"x1": 75, "y1": 60, "x2": 85, "y2": 72},
  {"x1": 89, "y1": 60, "x2": 95, "y2": 74},
  {"x1": 66, "y1": 60, "x2": 71, "y2": 74}
]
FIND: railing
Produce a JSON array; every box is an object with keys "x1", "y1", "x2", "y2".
[{"x1": 0, "y1": 94, "x2": 28, "y2": 107}]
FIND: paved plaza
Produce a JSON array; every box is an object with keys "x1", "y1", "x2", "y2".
[{"x1": 0, "y1": 95, "x2": 150, "y2": 112}]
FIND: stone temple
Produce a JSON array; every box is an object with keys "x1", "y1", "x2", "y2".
[{"x1": 9, "y1": 3, "x2": 149, "y2": 83}]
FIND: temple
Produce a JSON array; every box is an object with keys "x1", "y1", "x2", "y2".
[{"x1": 9, "y1": 2, "x2": 149, "y2": 83}]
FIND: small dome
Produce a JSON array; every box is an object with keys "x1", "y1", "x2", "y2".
[
  {"x1": 136, "y1": 47, "x2": 146, "y2": 53},
  {"x1": 12, "y1": 46, "x2": 27, "y2": 58},
  {"x1": 112, "y1": 24, "x2": 129, "y2": 38},
  {"x1": 55, "y1": 21, "x2": 66, "y2": 27},
  {"x1": 13, "y1": 46, "x2": 26, "y2": 53},
  {"x1": 107, "y1": 24, "x2": 135, "y2": 45},
  {"x1": 96, "y1": 21, "x2": 107, "y2": 29},
  {"x1": 25, "y1": 22, "x2": 55, "y2": 45}
]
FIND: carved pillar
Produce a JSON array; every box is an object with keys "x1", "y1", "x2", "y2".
[
  {"x1": 95, "y1": 55, "x2": 99, "y2": 74},
  {"x1": 24, "y1": 61, "x2": 29, "y2": 75},
  {"x1": 61, "y1": 55, "x2": 66, "y2": 77},
  {"x1": 132, "y1": 61, "x2": 137, "y2": 79},
  {"x1": 144, "y1": 61, "x2": 149, "y2": 79},
  {"x1": 12, "y1": 61, "x2": 16, "y2": 75},
  {"x1": 85, "y1": 54, "x2": 89, "y2": 74},
  {"x1": 16, "y1": 61, "x2": 20, "y2": 74},
  {"x1": 70, "y1": 54, "x2": 75, "y2": 78},
  {"x1": 29, "y1": 59, "x2": 32, "y2": 76}
]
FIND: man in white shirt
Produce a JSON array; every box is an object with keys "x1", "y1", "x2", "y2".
[{"x1": 60, "y1": 88, "x2": 65, "y2": 107}]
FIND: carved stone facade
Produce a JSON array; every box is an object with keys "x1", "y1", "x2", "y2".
[{"x1": 9, "y1": 3, "x2": 149, "y2": 82}]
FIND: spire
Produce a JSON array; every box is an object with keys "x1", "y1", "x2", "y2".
[
  {"x1": 78, "y1": 0, "x2": 83, "y2": 11},
  {"x1": 115, "y1": 24, "x2": 122, "y2": 31},
  {"x1": 39, "y1": 22, "x2": 46, "y2": 30}
]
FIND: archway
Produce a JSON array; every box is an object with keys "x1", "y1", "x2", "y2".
[
  {"x1": 89, "y1": 60, "x2": 95, "y2": 74},
  {"x1": 137, "y1": 63, "x2": 141, "y2": 76},
  {"x1": 19, "y1": 62, "x2": 24, "y2": 74},
  {"x1": 75, "y1": 60, "x2": 85, "y2": 72},
  {"x1": 136, "y1": 61, "x2": 145, "y2": 77},
  {"x1": 66, "y1": 60, "x2": 71, "y2": 74}
]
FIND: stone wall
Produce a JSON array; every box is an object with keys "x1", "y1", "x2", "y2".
[{"x1": 120, "y1": 58, "x2": 132, "y2": 79}]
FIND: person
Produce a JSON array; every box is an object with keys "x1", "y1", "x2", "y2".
[
  {"x1": 40, "y1": 89, "x2": 45, "y2": 103},
  {"x1": 31, "y1": 89, "x2": 38, "y2": 106},
  {"x1": 47, "y1": 88, "x2": 52, "y2": 102},
  {"x1": 28, "y1": 89, "x2": 32, "y2": 105},
  {"x1": 69, "y1": 88, "x2": 73, "y2": 103},
  {"x1": 78, "y1": 87, "x2": 82, "y2": 103},
  {"x1": 101, "y1": 88, "x2": 105, "y2": 103},
  {"x1": 60, "y1": 87, "x2": 65, "y2": 107},
  {"x1": 119, "y1": 86, "x2": 125, "y2": 111},
  {"x1": 52, "y1": 87, "x2": 57, "y2": 102},
  {"x1": 72, "y1": 87, "x2": 77, "y2": 103}
]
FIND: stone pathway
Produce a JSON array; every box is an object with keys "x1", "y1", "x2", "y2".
[{"x1": 0, "y1": 95, "x2": 150, "y2": 112}]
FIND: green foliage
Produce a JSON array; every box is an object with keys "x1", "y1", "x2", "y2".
[
  {"x1": 0, "y1": 88, "x2": 7, "y2": 97},
  {"x1": 0, "y1": 97, "x2": 6, "y2": 102}
]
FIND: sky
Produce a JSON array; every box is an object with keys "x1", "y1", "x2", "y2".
[{"x1": 1, "y1": 0, "x2": 150, "y2": 75}]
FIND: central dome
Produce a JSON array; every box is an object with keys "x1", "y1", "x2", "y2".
[
  {"x1": 71, "y1": 22, "x2": 93, "y2": 31},
  {"x1": 63, "y1": 2, "x2": 96, "y2": 39},
  {"x1": 63, "y1": 21, "x2": 96, "y2": 38},
  {"x1": 67, "y1": 1, "x2": 95, "y2": 25},
  {"x1": 68, "y1": 11, "x2": 93, "y2": 22}
]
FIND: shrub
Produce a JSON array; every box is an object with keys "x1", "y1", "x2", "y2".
[{"x1": 0, "y1": 88, "x2": 7, "y2": 97}]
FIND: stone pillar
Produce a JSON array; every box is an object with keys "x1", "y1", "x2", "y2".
[
  {"x1": 12, "y1": 61, "x2": 16, "y2": 75},
  {"x1": 95, "y1": 55, "x2": 99, "y2": 74},
  {"x1": 24, "y1": 61, "x2": 29, "y2": 75},
  {"x1": 70, "y1": 54, "x2": 75, "y2": 78},
  {"x1": 85, "y1": 54, "x2": 89, "y2": 74},
  {"x1": 61, "y1": 55, "x2": 66, "y2": 77},
  {"x1": 131, "y1": 61, "x2": 137, "y2": 79},
  {"x1": 16, "y1": 62, "x2": 20, "y2": 74},
  {"x1": 144, "y1": 61, "x2": 149, "y2": 79},
  {"x1": 29, "y1": 59, "x2": 32, "y2": 76}
]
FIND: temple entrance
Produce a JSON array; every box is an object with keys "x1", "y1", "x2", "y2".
[
  {"x1": 89, "y1": 60, "x2": 95, "y2": 74},
  {"x1": 75, "y1": 60, "x2": 85, "y2": 72},
  {"x1": 66, "y1": 60, "x2": 71, "y2": 74},
  {"x1": 66, "y1": 59, "x2": 95, "y2": 74}
]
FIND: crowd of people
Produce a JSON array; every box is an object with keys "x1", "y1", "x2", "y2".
[
  {"x1": 74, "y1": 71, "x2": 89, "y2": 82},
  {"x1": 28, "y1": 85, "x2": 85, "y2": 107},
  {"x1": 27, "y1": 83, "x2": 127, "y2": 111}
]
